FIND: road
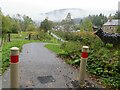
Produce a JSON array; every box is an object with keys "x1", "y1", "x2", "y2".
[{"x1": 2, "y1": 42, "x2": 80, "y2": 88}]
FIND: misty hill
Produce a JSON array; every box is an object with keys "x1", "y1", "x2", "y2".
[
  {"x1": 72, "y1": 18, "x2": 82, "y2": 24},
  {"x1": 38, "y1": 8, "x2": 116, "y2": 22}
]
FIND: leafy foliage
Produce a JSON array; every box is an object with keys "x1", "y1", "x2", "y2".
[
  {"x1": 80, "y1": 18, "x2": 93, "y2": 32},
  {"x1": 117, "y1": 26, "x2": 120, "y2": 33},
  {"x1": 61, "y1": 13, "x2": 75, "y2": 32},
  {"x1": 1, "y1": 11, "x2": 36, "y2": 43},
  {"x1": 88, "y1": 14, "x2": 107, "y2": 27},
  {"x1": 2, "y1": 41, "x2": 29, "y2": 73},
  {"x1": 2, "y1": 15, "x2": 13, "y2": 34},
  {"x1": 40, "y1": 18, "x2": 53, "y2": 32},
  {"x1": 113, "y1": 11, "x2": 120, "y2": 19},
  {"x1": 52, "y1": 30, "x2": 120, "y2": 88}
]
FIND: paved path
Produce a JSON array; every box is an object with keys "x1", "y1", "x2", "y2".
[
  {"x1": 49, "y1": 32, "x2": 65, "y2": 42},
  {"x1": 2, "y1": 42, "x2": 80, "y2": 88}
]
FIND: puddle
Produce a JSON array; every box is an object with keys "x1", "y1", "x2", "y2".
[{"x1": 37, "y1": 75, "x2": 56, "y2": 84}]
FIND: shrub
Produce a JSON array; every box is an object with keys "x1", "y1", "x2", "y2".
[{"x1": 57, "y1": 31, "x2": 120, "y2": 88}]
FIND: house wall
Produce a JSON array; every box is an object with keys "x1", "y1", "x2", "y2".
[{"x1": 102, "y1": 25, "x2": 118, "y2": 33}]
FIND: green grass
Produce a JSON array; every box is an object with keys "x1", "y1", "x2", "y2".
[
  {"x1": 45, "y1": 44, "x2": 65, "y2": 54},
  {"x1": 0, "y1": 51, "x2": 2, "y2": 75},
  {"x1": 11, "y1": 32, "x2": 28, "y2": 41},
  {"x1": 1, "y1": 40, "x2": 39, "y2": 73},
  {"x1": 11, "y1": 32, "x2": 60, "y2": 43},
  {"x1": 52, "y1": 31, "x2": 120, "y2": 88}
]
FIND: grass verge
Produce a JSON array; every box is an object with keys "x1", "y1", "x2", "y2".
[
  {"x1": 45, "y1": 44, "x2": 65, "y2": 54},
  {"x1": 1, "y1": 40, "x2": 39, "y2": 74}
]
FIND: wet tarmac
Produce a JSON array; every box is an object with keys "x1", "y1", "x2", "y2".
[{"x1": 2, "y1": 42, "x2": 80, "y2": 88}]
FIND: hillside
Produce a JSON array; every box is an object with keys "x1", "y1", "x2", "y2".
[{"x1": 38, "y1": 8, "x2": 115, "y2": 22}]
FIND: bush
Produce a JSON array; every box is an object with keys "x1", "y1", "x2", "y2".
[
  {"x1": 39, "y1": 31, "x2": 58, "y2": 43},
  {"x1": 57, "y1": 31, "x2": 120, "y2": 88}
]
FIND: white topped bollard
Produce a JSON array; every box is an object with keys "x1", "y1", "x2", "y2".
[
  {"x1": 10, "y1": 47, "x2": 19, "y2": 88},
  {"x1": 79, "y1": 46, "x2": 89, "y2": 85}
]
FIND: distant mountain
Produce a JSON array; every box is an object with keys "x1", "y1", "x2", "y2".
[
  {"x1": 37, "y1": 8, "x2": 116, "y2": 22},
  {"x1": 39, "y1": 8, "x2": 85, "y2": 22}
]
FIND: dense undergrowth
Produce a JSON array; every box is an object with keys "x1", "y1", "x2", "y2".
[{"x1": 49, "y1": 30, "x2": 120, "y2": 88}]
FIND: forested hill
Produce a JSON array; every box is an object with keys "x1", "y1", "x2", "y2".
[{"x1": 38, "y1": 8, "x2": 115, "y2": 22}]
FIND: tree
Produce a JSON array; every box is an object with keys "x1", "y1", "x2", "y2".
[
  {"x1": 2, "y1": 16, "x2": 12, "y2": 34},
  {"x1": 2, "y1": 14, "x2": 22, "y2": 42},
  {"x1": 26, "y1": 24, "x2": 36, "y2": 32},
  {"x1": 1, "y1": 11, "x2": 36, "y2": 42},
  {"x1": 40, "y1": 18, "x2": 53, "y2": 32},
  {"x1": 117, "y1": 26, "x2": 120, "y2": 33},
  {"x1": 2, "y1": 15, "x2": 13, "y2": 42},
  {"x1": 11, "y1": 20, "x2": 20, "y2": 33},
  {"x1": 88, "y1": 14, "x2": 107, "y2": 27},
  {"x1": 65, "y1": 13, "x2": 72, "y2": 21},
  {"x1": 113, "y1": 11, "x2": 120, "y2": 19},
  {"x1": 26, "y1": 24, "x2": 36, "y2": 40},
  {"x1": 0, "y1": 8, "x2": 2, "y2": 46},
  {"x1": 61, "y1": 13, "x2": 74, "y2": 32},
  {"x1": 13, "y1": 14, "x2": 23, "y2": 32},
  {"x1": 22, "y1": 15, "x2": 34, "y2": 31},
  {"x1": 80, "y1": 18, "x2": 93, "y2": 32},
  {"x1": 0, "y1": 8, "x2": 2, "y2": 37}
]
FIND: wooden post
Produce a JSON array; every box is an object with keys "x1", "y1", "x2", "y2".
[
  {"x1": 10, "y1": 47, "x2": 19, "y2": 88},
  {"x1": 79, "y1": 46, "x2": 89, "y2": 85},
  {"x1": 8, "y1": 33, "x2": 11, "y2": 42}
]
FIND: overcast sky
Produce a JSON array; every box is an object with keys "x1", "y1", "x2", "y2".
[{"x1": 0, "y1": 0, "x2": 120, "y2": 20}]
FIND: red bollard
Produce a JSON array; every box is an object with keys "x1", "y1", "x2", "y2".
[
  {"x1": 10, "y1": 47, "x2": 19, "y2": 88},
  {"x1": 79, "y1": 46, "x2": 89, "y2": 85}
]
